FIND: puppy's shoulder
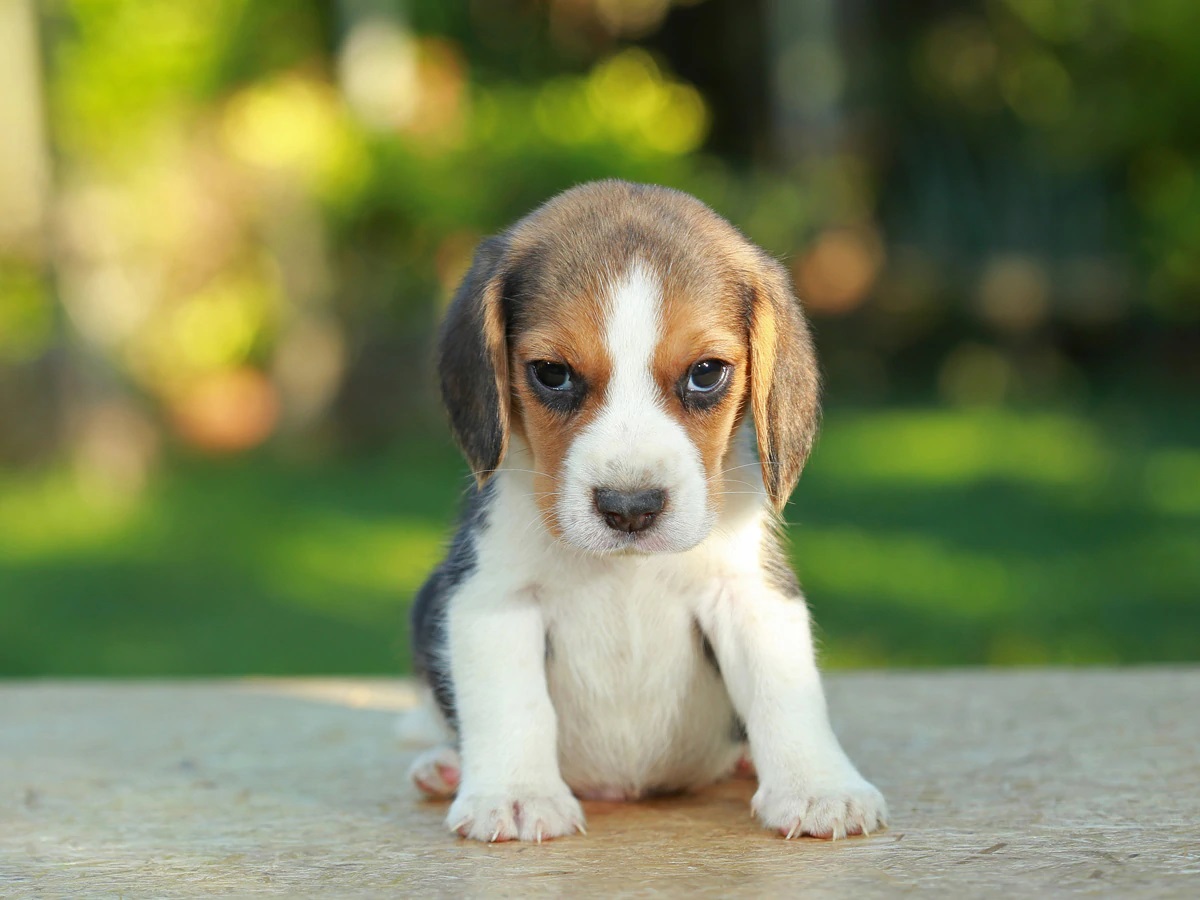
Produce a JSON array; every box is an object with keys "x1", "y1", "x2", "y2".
[{"x1": 682, "y1": 503, "x2": 802, "y2": 598}]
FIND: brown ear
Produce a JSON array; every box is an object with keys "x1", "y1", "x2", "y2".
[
  {"x1": 746, "y1": 256, "x2": 821, "y2": 512},
  {"x1": 438, "y1": 236, "x2": 512, "y2": 484}
]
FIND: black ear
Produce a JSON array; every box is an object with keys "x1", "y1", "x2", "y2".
[
  {"x1": 746, "y1": 256, "x2": 822, "y2": 512},
  {"x1": 438, "y1": 236, "x2": 512, "y2": 483}
]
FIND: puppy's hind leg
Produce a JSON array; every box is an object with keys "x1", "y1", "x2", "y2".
[
  {"x1": 396, "y1": 686, "x2": 454, "y2": 747},
  {"x1": 409, "y1": 745, "x2": 461, "y2": 798}
]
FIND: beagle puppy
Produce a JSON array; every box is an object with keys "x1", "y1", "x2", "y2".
[{"x1": 407, "y1": 180, "x2": 886, "y2": 843}]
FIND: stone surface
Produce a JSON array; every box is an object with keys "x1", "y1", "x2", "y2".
[{"x1": 2, "y1": 669, "x2": 1198, "y2": 897}]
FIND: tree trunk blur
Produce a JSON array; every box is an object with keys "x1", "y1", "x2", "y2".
[{"x1": 0, "y1": 0, "x2": 60, "y2": 464}]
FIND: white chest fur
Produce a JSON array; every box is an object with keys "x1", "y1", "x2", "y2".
[
  {"x1": 468, "y1": 463, "x2": 765, "y2": 798},
  {"x1": 542, "y1": 556, "x2": 740, "y2": 797}
]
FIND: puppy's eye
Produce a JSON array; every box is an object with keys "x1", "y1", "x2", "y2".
[
  {"x1": 686, "y1": 359, "x2": 728, "y2": 393},
  {"x1": 532, "y1": 361, "x2": 573, "y2": 391}
]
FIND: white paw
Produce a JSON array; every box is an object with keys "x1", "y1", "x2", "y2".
[
  {"x1": 753, "y1": 774, "x2": 887, "y2": 840},
  {"x1": 409, "y1": 745, "x2": 461, "y2": 798},
  {"x1": 447, "y1": 785, "x2": 586, "y2": 843}
]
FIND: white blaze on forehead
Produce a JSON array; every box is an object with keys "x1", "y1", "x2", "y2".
[
  {"x1": 556, "y1": 260, "x2": 712, "y2": 553},
  {"x1": 603, "y1": 262, "x2": 663, "y2": 414}
]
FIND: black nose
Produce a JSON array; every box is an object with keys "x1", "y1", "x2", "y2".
[{"x1": 594, "y1": 488, "x2": 666, "y2": 533}]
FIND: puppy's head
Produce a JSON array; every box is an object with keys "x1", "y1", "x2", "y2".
[{"x1": 439, "y1": 180, "x2": 819, "y2": 554}]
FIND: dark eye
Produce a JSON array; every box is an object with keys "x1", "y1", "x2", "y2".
[
  {"x1": 686, "y1": 359, "x2": 728, "y2": 393},
  {"x1": 532, "y1": 361, "x2": 573, "y2": 391}
]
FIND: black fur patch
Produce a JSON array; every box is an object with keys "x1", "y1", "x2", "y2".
[
  {"x1": 409, "y1": 479, "x2": 496, "y2": 732},
  {"x1": 694, "y1": 618, "x2": 721, "y2": 676},
  {"x1": 730, "y1": 714, "x2": 748, "y2": 743},
  {"x1": 437, "y1": 237, "x2": 510, "y2": 478}
]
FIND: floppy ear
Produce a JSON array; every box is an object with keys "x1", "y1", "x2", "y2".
[
  {"x1": 746, "y1": 256, "x2": 822, "y2": 512},
  {"x1": 438, "y1": 236, "x2": 512, "y2": 484}
]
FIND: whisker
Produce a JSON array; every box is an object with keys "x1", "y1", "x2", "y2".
[
  {"x1": 461, "y1": 466, "x2": 555, "y2": 482},
  {"x1": 717, "y1": 461, "x2": 780, "y2": 476},
  {"x1": 719, "y1": 478, "x2": 762, "y2": 490},
  {"x1": 717, "y1": 462, "x2": 762, "y2": 474}
]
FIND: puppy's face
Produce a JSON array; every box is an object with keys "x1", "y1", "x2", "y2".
[
  {"x1": 512, "y1": 260, "x2": 748, "y2": 553},
  {"x1": 439, "y1": 181, "x2": 820, "y2": 555}
]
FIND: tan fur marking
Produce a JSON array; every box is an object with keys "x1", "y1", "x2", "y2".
[
  {"x1": 480, "y1": 279, "x2": 511, "y2": 478},
  {"x1": 748, "y1": 297, "x2": 777, "y2": 472},
  {"x1": 653, "y1": 280, "x2": 749, "y2": 507},
  {"x1": 510, "y1": 288, "x2": 610, "y2": 538}
]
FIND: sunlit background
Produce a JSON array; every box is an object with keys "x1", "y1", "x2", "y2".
[{"x1": 1, "y1": 0, "x2": 1197, "y2": 675}]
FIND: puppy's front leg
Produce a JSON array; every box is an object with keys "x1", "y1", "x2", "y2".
[
  {"x1": 445, "y1": 583, "x2": 584, "y2": 843},
  {"x1": 701, "y1": 583, "x2": 887, "y2": 839}
]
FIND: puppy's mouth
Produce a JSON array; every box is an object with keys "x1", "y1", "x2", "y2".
[
  {"x1": 556, "y1": 511, "x2": 712, "y2": 557},
  {"x1": 574, "y1": 535, "x2": 677, "y2": 556},
  {"x1": 589, "y1": 529, "x2": 668, "y2": 555}
]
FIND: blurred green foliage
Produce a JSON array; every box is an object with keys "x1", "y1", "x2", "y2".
[
  {"x1": 905, "y1": 0, "x2": 1200, "y2": 317},
  {"x1": 2, "y1": 404, "x2": 1198, "y2": 674}
]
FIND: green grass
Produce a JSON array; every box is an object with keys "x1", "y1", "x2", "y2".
[{"x1": 1, "y1": 403, "x2": 1198, "y2": 675}]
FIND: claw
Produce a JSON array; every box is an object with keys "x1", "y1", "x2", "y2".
[
  {"x1": 785, "y1": 822, "x2": 800, "y2": 841},
  {"x1": 576, "y1": 822, "x2": 587, "y2": 836},
  {"x1": 491, "y1": 825, "x2": 502, "y2": 843},
  {"x1": 536, "y1": 824, "x2": 543, "y2": 845}
]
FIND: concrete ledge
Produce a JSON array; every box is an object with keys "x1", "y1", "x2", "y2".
[{"x1": 3, "y1": 670, "x2": 1198, "y2": 897}]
